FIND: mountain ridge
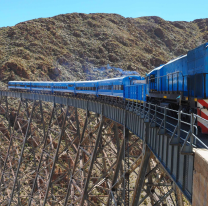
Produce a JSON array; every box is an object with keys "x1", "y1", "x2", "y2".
[{"x1": 0, "y1": 13, "x2": 208, "y2": 83}]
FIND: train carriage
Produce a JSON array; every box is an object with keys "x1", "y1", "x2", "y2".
[{"x1": 75, "y1": 81, "x2": 97, "y2": 95}]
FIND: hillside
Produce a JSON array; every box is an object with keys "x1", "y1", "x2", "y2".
[{"x1": 0, "y1": 13, "x2": 208, "y2": 83}]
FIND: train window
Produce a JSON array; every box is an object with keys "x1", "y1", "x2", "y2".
[
  {"x1": 68, "y1": 84, "x2": 74, "y2": 87},
  {"x1": 150, "y1": 75, "x2": 155, "y2": 83},
  {"x1": 113, "y1": 85, "x2": 123, "y2": 90}
]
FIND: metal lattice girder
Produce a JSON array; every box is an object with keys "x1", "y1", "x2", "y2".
[
  {"x1": 131, "y1": 144, "x2": 151, "y2": 206},
  {"x1": 131, "y1": 145, "x2": 180, "y2": 206},
  {"x1": 0, "y1": 94, "x2": 192, "y2": 206},
  {"x1": 0, "y1": 96, "x2": 11, "y2": 179},
  {"x1": 0, "y1": 99, "x2": 41, "y2": 205},
  {"x1": 0, "y1": 99, "x2": 22, "y2": 205},
  {"x1": 0, "y1": 97, "x2": 19, "y2": 203},
  {"x1": 64, "y1": 111, "x2": 105, "y2": 205},
  {"x1": 28, "y1": 104, "x2": 83, "y2": 205}
]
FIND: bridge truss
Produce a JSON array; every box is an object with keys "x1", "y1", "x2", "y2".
[{"x1": 0, "y1": 91, "x2": 194, "y2": 205}]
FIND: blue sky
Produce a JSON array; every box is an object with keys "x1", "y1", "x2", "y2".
[{"x1": 0, "y1": 0, "x2": 208, "y2": 27}]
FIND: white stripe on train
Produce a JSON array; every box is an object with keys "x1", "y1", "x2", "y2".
[{"x1": 197, "y1": 99, "x2": 208, "y2": 134}]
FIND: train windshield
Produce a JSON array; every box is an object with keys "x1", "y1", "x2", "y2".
[{"x1": 131, "y1": 79, "x2": 146, "y2": 85}]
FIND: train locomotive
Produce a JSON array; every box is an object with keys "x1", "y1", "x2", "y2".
[
  {"x1": 146, "y1": 42, "x2": 208, "y2": 133},
  {"x1": 8, "y1": 42, "x2": 208, "y2": 133}
]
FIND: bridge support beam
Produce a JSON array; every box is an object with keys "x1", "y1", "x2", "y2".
[
  {"x1": 0, "y1": 94, "x2": 194, "y2": 205},
  {"x1": 131, "y1": 144, "x2": 151, "y2": 206}
]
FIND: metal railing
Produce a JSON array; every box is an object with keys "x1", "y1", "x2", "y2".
[{"x1": 125, "y1": 99, "x2": 208, "y2": 152}]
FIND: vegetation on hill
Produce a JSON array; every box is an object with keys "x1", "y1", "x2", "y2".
[{"x1": 0, "y1": 13, "x2": 208, "y2": 82}]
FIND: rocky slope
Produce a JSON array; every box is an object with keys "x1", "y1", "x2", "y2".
[{"x1": 0, "y1": 13, "x2": 208, "y2": 83}]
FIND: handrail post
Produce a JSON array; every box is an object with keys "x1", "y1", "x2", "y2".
[
  {"x1": 139, "y1": 101, "x2": 142, "y2": 115},
  {"x1": 147, "y1": 103, "x2": 150, "y2": 122},
  {"x1": 141, "y1": 102, "x2": 146, "y2": 119},
  {"x1": 181, "y1": 112, "x2": 195, "y2": 154},
  {"x1": 135, "y1": 100, "x2": 138, "y2": 114},
  {"x1": 190, "y1": 113, "x2": 194, "y2": 148},
  {"x1": 155, "y1": 104, "x2": 157, "y2": 122},
  {"x1": 164, "y1": 107, "x2": 167, "y2": 133}
]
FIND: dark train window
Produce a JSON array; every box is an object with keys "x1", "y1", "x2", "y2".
[
  {"x1": 99, "y1": 85, "x2": 112, "y2": 90},
  {"x1": 113, "y1": 85, "x2": 123, "y2": 90},
  {"x1": 150, "y1": 75, "x2": 156, "y2": 83},
  {"x1": 68, "y1": 84, "x2": 74, "y2": 87},
  {"x1": 76, "y1": 87, "x2": 96, "y2": 91}
]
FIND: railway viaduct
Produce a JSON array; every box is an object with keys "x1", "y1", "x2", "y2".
[{"x1": 0, "y1": 90, "x2": 207, "y2": 205}]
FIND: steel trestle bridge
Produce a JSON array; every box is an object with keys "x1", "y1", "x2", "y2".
[{"x1": 0, "y1": 90, "x2": 207, "y2": 205}]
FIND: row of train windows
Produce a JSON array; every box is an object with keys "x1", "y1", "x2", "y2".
[
  {"x1": 10, "y1": 84, "x2": 123, "y2": 90},
  {"x1": 32, "y1": 85, "x2": 51, "y2": 88},
  {"x1": 31, "y1": 86, "x2": 67, "y2": 89},
  {"x1": 16, "y1": 85, "x2": 25, "y2": 87},
  {"x1": 113, "y1": 85, "x2": 123, "y2": 90},
  {"x1": 99, "y1": 85, "x2": 112, "y2": 90},
  {"x1": 54, "y1": 86, "x2": 67, "y2": 89},
  {"x1": 76, "y1": 87, "x2": 96, "y2": 91},
  {"x1": 98, "y1": 85, "x2": 123, "y2": 90}
]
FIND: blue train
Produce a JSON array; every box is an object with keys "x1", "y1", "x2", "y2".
[
  {"x1": 8, "y1": 42, "x2": 208, "y2": 133},
  {"x1": 147, "y1": 43, "x2": 208, "y2": 106},
  {"x1": 8, "y1": 76, "x2": 147, "y2": 102}
]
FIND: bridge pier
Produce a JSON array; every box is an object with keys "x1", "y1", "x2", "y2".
[{"x1": 192, "y1": 149, "x2": 208, "y2": 206}]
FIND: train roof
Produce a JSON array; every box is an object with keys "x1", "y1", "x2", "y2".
[
  {"x1": 75, "y1": 75, "x2": 141, "y2": 83},
  {"x1": 147, "y1": 55, "x2": 187, "y2": 75},
  {"x1": 9, "y1": 75, "x2": 141, "y2": 84}
]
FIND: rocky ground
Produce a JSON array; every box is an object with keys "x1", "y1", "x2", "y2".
[{"x1": 0, "y1": 13, "x2": 208, "y2": 84}]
